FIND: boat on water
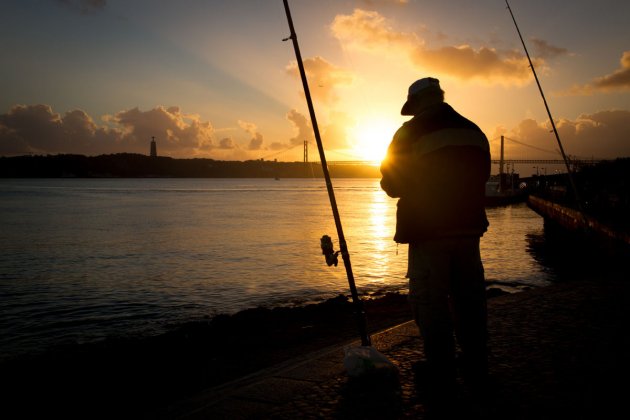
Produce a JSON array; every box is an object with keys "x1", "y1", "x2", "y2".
[
  {"x1": 485, "y1": 173, "x2": 527, "y2": 206},
  {"x1": 485, "y1": 135, "x2": 528, "y2": 206}
]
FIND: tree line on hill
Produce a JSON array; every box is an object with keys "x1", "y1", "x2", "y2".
[{"x1": 0, "y1": 153, "x2": 381, "y2": 178}]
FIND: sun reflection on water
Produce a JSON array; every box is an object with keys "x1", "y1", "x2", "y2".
[{"x1": 342, "y1": 184, "x2": 404, "y2": 288}]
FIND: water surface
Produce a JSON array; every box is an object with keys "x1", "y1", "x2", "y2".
[{"x1": 1, "y1": 178, "x2": 550, "y2": 357}]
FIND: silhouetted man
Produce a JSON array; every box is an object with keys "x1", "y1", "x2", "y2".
[{"x1": 380, "y1": 78, "x2": 491, "y2": 404}]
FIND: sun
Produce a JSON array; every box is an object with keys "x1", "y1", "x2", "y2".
[{"x1": 350, "y1": 118, "x2": 399, "y2": 163}]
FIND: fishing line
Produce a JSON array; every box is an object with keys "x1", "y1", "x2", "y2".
[{"x1": 505, "y1": 0, "x2": 584, "y2": 213}]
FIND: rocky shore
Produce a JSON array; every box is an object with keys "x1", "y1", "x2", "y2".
[
  {"x1": 0, "y1": 291, "x2": 414, "y2": 419},
  {"x1": 3, "y1": 271, "x2": 627, "y2": 420}
]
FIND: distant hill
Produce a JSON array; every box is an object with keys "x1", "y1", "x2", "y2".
[{"x1": 0, "y1": 153, "x2": 381, "y2": 178}]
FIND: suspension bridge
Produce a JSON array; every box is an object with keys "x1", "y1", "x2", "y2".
[{"x1": 255, "y1": 135, "x2": 606, "y2": 169}]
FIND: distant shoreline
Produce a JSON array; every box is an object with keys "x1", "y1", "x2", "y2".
[{"x1": 0, "y1": 153, "x2": 381, "y2": 178}]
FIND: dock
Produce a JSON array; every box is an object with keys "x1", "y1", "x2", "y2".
[{"x1": 528, "y1": 195, "x2": 630, "y2": 249}]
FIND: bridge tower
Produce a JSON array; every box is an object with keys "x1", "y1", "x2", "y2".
[
  {"x1": 499, "y1": 135, "x2": 504, "y2": 192},
  {"x1": 303, "y1": 140, "x2": 308, "y2": 163}
]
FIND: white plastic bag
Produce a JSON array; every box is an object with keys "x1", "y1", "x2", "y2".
[{"x1": 343, "y1": 345, "x2": 398, "y2": 378}]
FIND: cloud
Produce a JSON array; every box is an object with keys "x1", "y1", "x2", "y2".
[
  {"x1": 252, "y1": 110, "x2": 314, "y2": 155},
  {"x1": 286, "y1": 109, "x2": 314, "y2": 146},
  {"x1": 286, "y1": 56, "x2": 353, "y2": 105},
  {"x1": 322, "y1": 111, "x2": 355, "y2": 150},
  {"x1": 268, "y1": 141, "x2": 288, "y2": 151},
  {"x1": 55, "y1": 0, "x2": 106, "y2": 14},
  {"x1": 360, "y1": 0, "x2": 408, "y2": 7},
  {"x1": 331, "y1": 9, "x2": 535, "y2": 85},
  {"x1": 284, "y1": 109, "x2": 353, "y2": 152},
  {"x1": 364, "y1": 0, "x2": 408, "y2": 3},
  {"x1": 331, "y1": 9, "x2": 417, "y2": 51},
  {"x1": 564, "y1": 51, "x2": 630, "y2": 95},
  {"x1": 0, "y1": 104, "x2": 215, "y2": 157},
  {"x1": 412, "y1": 46, "x2": 533, "y2": 83},
  {"x1": 497, "y1": 110, "x2": 630, "y2": 159},
  {"x1": 218, "y1": 137, "x2": 235, "y2": 149},
  {"x1": 277, "y1": 109, "x2": 313, "y2": 156},
  {"x1": 109, "y1": 106, "x2": 214, "y2": 154},
  {"x1": 238, "y1": 120, "x2": 264, "y2": 150},
  {"x1": 530, "y1": 38, "x2": 569, "y2": 60},
  {"x1": 593, "y1": 51, "x2": 630, "y2": 90},
  {"x1": 0, "y1": 104, "x2": 339, "y2": 160},
  {"x1": 0, "y1": 104, "x2": 117, "y2": 155}
]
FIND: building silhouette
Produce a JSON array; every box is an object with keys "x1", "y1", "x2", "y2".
[{"x1": 150, "y1": 136, "x2": 157, "y2": 157}]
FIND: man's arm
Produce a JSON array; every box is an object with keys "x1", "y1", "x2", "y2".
[
  {"x1": 380, "y1": 159, "x2": 402, "y2": 198},
  {"x1": 380, "y1": 128, "x2": 411, "y2": 198}
]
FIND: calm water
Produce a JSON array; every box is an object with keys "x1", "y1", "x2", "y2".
[{"x1": 1, "y1": 178, "x2": 551, "y2": 358}]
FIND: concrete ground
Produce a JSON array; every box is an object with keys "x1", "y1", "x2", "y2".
[{"x1": 164, "y1": 277, "x2": 630, "y2": 419}]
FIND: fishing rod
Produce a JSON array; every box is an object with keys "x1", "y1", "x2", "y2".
[
  {"x1": 281, "y1": 0, "x2": 371, "y2": 346},
  {"x1": 505, "y1": 0, "x2": 584, "y2": 213}
]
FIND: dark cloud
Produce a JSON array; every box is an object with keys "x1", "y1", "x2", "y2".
[
  {"x1": 564, "y1": 51, "x2": 630, "y2": 95},
  {"x1": 0, "y1": 104, "x2": 117, "y2": 155},
  {"x1": 0, "y1": 104, "x2": 215, "y2": 157},
  {"x1": 530, "y1": 38, "x2": 569, "y2": 60},
  {"x1": 500, "y1": 110, "x2": 630, "y2": 159},
  {"x1": 593, "y1": 51, "x2": 630, "y2": 90},
  {"x1": 109, "y1": 106, "x2": 214, "y2": 154},
  {"x1": 56, "y1": 0, "x2": 106, "y2": 14}
]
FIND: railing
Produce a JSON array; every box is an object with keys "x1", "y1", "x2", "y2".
[
  {"x1": 490, "y1": 159, "x2": 605, "y2": 165},
  {"x1": 324, "y1": 159, "x2": 607, "y2": 166}
]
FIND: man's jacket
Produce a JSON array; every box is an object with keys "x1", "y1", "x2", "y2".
[{"x1": 380, "y1": 103, "x2": 490, "y2": 243}]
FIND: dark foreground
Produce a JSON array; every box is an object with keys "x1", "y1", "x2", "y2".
[
  {"x1": 169, "y1": 275, "x2": 630, "y2": 420},
  {"x1": 0, "y1": 292, "x2": 414, "y2": 419},
  {"x1": 3, "y1": 274, "x2": 628, "y2": 420}
]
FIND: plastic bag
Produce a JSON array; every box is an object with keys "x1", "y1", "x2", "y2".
[{"x1": 343, "y1": 345, "x2": 398, "y2": 378}]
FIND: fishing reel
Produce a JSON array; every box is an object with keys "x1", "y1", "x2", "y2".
[{"x1": 320, "y1": 235, "x2": 340, "y2": 267}]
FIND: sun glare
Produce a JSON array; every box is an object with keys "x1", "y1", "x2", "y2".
[{"x1": 351, "y1": 118, "x2": 399, "y2": 163}]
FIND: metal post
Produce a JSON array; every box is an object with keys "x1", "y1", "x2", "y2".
[{"x1": 282, "y1": 0, "x2": 370, "y2": 346}]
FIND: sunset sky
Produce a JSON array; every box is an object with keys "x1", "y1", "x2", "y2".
[{"x1": 1, "y1": 0, "x2": 629, "y2": 167}]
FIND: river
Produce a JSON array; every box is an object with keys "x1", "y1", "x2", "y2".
[{"x1": 1, "y1": 178, "x2": 553, "y2": 358}]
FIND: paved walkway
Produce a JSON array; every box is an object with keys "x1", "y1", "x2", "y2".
[{"x1": 165, "y1": 277, "x2": 629, "y2": 419}]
